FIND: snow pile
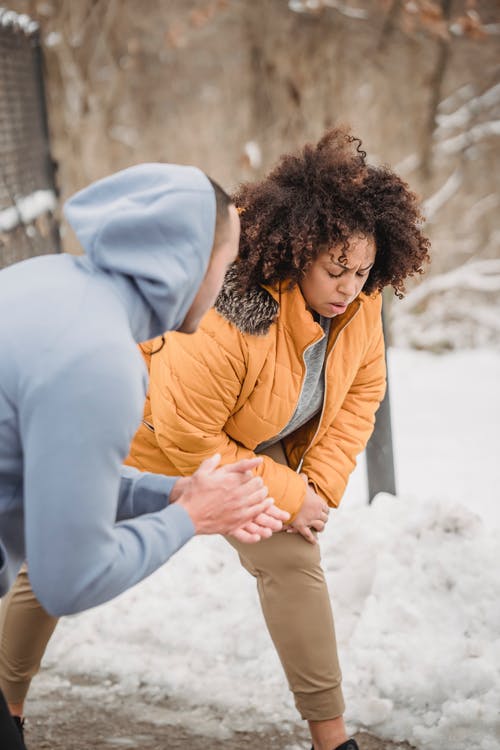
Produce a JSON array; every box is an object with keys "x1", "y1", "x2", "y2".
[
  {"x1": 332, "y1": 495, "x2": 500, "y2": 749},
  {"x1": 45, "y1": 496, "x2": 500, "y2": 748}
]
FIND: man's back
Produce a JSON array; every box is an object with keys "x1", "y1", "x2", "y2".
[
  {"x1": 0, "y1": 162, "x2": 219, "y2": 614},
  {"x1": 0, "y1": 252, "x2": 147, "y2": 600}
]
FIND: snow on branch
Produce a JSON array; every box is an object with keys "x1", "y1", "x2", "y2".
[
  {"x1": 394, "y1": 153, "x2": 420, "y2": 176},
  {"x1": 439, "y1": 83, "x2": 475, "y2": 112},
  {"x1": 288, "y1": 0, "x2": 368, "y2": 20},
  {"x1": 461, "y1": 194, "x2": 499, "y2": 232},
  {"x1": 0, "y1": 190, "x2": 57, "y2": 233},
  {"x1": 436, "y1": 120, "x2": 500, "y2": 155},
  {"x1": 399, "y1": 259, "x2": 500, "y2": 313},
  {"x1": 466, "y1": 305, "x2": 500, "y2": 333},
  {"x1": 483, "y1": 23, "x2": 500, "y2": 35},
  {"x1": 422, "y1": 169, "x2": 462, "y2": 222},
  {"x1": 0, "y1": 7, "x2": 39, "y2": 35},
  {"x1": 436, "y1": 83, "x2": 500, "y2": 132},
  {"x1": 393, "y1": 300, "x2": 500, "y2": 349},
  {"x1": 393, "y1": 260, "x2": 500, "y2": 350}
]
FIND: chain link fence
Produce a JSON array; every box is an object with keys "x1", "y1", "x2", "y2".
[{"x1": 0, "y1": 7, "x2": 59, "y2": 270}]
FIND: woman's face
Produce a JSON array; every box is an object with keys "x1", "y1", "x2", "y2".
[{"x1": 299, "y1": 235, "x2": 376, "y2": 318}]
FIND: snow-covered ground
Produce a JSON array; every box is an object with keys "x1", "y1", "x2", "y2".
[{"x1": 44, "y1": 348, "x2": 500, "y2": 750}]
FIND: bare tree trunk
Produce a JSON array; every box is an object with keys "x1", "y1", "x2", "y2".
[{"x1": 420, "y1": 0, "x2": 453, "y2": 180}]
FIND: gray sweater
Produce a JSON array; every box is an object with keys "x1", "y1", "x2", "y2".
[{"x1": 257, "y1": 315, "x2": 331, "y2": 450}]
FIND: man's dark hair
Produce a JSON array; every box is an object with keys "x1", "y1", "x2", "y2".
[{"x1": 207, "y1": 177, "x2": 234, "y2": 249}]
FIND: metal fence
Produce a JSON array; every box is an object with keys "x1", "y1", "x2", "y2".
[{"x1": 0, "y1": 7, "x2": 59, "y2": 270}]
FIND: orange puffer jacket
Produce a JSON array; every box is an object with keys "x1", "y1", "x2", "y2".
[{"x1": 126, "y1": 268, "x2": 386, "y2": 519}]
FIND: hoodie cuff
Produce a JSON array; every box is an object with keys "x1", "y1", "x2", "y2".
[
  {"x1": 132, "y1": 471, "x2": 179, "y2": 514},
  {"x1": 158, "y1": 502, "x2": 196, "y2": 548},
  {"x1": 0, "y1": 540, "x2": 12, "y2": 598}
]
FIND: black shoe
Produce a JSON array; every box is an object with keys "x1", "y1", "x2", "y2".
[
  {"x1": 13, "y1": 715, "x2": 27, "y2": 748},
  {"x1": 311, "y1": 741, "x2": 359, "y2": 750},
  {"x1": 335, "y1": 742, "x2": 359, "y2": 750}
]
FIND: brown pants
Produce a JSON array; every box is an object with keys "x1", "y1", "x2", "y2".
[
  {"x1": 0, "y1": 564, "x2": 58, "y2": 706},
  {"x1": 0, "y1": 445, "x2": 344, "y2": 720}
]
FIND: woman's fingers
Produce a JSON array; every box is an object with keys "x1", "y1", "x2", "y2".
[
  {"x1": 301, "y1": 526, "x2": 317, "y2": 544},
  {"x1": 259, "y1": 504, "x2": 290, "y2": 522},
  {"x1": 310, "y1": 519, "x2": 325, "y2": 532},
  {"x1": 253, "y1": 508, "x2": 289, "y2": 530},
  {"x1": 293, "y1": 523, "x2": 317, "y2": 544},
  {"x1": 239, "y1": 496, "x2": 273, "y2": 523},
  {"x1": 235, "y1": 520, "x2": 272, "y2": 537},
  {"x1": 230, "y1": 527, "x2": 261, "y2": 544}
]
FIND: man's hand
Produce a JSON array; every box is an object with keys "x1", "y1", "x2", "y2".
[
  {"x1": 286, "y1": 473, "x2": 330, "y2": 544},
  {"x1": 172, "y1": 454, "x2": 277, "y2": 536}
]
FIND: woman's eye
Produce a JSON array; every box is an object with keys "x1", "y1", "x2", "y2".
[
  {"x1": 357, "y1": 270, "x2": 369, "y2": 277},
  {"x1": 328, "y1": 271, "x2": 343, "y2": 278}
]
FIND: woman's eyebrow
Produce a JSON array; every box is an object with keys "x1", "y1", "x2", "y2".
[{"x1": 330, "y1": 259, "x2": 374, "y2": 272}]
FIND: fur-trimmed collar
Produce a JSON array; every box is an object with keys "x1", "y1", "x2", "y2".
[{"x1": 214, "y1": 264, "x2": 279, "y2": 336}]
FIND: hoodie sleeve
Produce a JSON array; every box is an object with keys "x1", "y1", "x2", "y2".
[
  {"x1": 116, "y1": 465, "x2": 178, "y2": 520},
  {"x1": 21, "y1": 345, "x2": 195, "y2": 617}
]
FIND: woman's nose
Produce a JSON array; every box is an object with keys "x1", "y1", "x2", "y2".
[{"x1": 337, "y1": 273, "x2": 357, "y2": 298}]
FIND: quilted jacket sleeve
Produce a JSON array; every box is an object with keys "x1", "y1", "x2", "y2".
[
  {"x1": 301, "y1": 310, "x2": 386, "y2": 507},
  {"x1": 148, "y1": 315, "x2": 306, "y2": 518}
]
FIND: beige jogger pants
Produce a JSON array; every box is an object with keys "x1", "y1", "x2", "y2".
[
  {"x1": 0, "y1": 564, "x2": 58, "y2": 705},
  {"x1": 227, "y1": 530, "x2": 344, "y2": 719},
  {"x1": 0, "y1": 444, "x2": 344, "y2": 720}
]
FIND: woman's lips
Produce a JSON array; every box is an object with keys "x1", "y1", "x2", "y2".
[{"x1": 328, "y1": 302, "x2": 348, "y2": 314}]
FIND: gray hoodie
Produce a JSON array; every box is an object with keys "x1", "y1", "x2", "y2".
[{"x1": 0, "y1": 163, "x2": 216, "y2": 616}]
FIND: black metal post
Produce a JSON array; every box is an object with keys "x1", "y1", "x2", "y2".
[{"x1": 366, "y1": 300, "x2": 396, "y2": 501}]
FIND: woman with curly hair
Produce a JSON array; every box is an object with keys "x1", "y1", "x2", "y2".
[{"x1": 0, "y1": 129, "x2": 429, "y2": 750}]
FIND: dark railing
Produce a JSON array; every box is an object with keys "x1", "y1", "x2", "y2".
[
  {"x1": 366, "y1": 303, "x2": 397, "y2": 501},
  {"x1": 0, "y1": 7, "x2": 59, "y2": 270}
]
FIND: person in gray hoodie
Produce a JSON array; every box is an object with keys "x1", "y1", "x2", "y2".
[{"x1": 0, "y1": 163, "x2": 287, "y2": 747}]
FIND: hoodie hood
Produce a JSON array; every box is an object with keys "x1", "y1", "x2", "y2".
[{"x1": 64, "y1": 163, "x2": 216, "y2": 337}]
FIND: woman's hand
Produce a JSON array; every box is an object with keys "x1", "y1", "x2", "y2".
[
  {"x1": 230, "y1": 503, "x2": 291, "y2": 544},
  {"x1": 287, "y1": 473, "x2": 330, "y2": 544}
]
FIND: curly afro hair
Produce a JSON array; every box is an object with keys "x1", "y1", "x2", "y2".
[{"x1": 232, "y1": 128, "x2": 430, "y2": 298}]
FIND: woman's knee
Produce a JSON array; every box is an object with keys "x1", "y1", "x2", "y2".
[{"x1": 241, "y1": 530, "x2": 324, "y2": 580}]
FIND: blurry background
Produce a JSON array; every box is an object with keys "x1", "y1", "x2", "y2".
[
  {"x1": 2, "y1": 0, "x2": 500, "y2": 350},
  {"x1": 1, "y1": 7, "x2": 500, "y2": 744}
]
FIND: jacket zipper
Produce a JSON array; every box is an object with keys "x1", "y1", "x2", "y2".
[{"x1": 296, "y1": 305, "x2": 361, "y2": 473}]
